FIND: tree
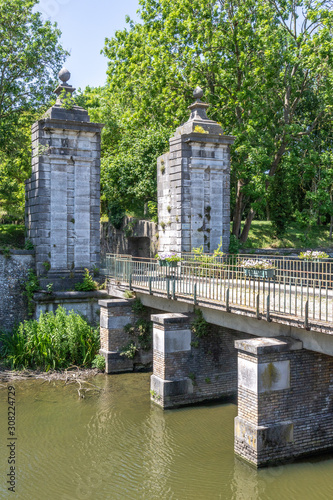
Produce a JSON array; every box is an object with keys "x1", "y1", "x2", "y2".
[
  {"x1": 0, "y1": 0, "x2": 67, "y2": 220},
  {"x1": 103, "y1": 0, "x2": 333, "y2": 241}
]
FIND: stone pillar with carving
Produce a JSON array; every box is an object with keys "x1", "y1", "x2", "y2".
[
  {"x1": 25, "y1": 68, "x2": 103, "y2": 288},
  {"x1": 157, "y1": 87, "x2": 235, "y2": 254}
]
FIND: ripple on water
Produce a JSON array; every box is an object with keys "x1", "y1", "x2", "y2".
[{"x1": 2, "y1": 375, "x2": 333, "y2": 500}]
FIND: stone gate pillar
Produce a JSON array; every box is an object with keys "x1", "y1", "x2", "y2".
[
  {"x1": 25, "y1": 68, "x2": 103, "y2": 286},
  {"x1": 157, "y1": 87, "x2": 235, "y2": 254},
  {"x1": 234, "y1": 337, "x2": 333, "y2": 467}
]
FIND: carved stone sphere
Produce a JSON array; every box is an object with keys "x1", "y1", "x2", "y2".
[
  {"x1": 58, "y1": 67, "x2": 71, "y2": 83},
  {"x1": 193, "y1": 86, "x2": 203, "y2": 100}
]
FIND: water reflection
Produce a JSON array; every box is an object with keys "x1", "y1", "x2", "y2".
[{"x1": 1, "y1": 374, "x2": 333, "y2": 499}]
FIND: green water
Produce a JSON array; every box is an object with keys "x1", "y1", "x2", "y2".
[{"x1": 1, "y1": 372, "x2": 333, "y2": 500}]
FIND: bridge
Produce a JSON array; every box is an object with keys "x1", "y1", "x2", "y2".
[
  {"x1": 104, "y1": 252, "x2": 333, "y2": 332},
  {"x1": 99, "y1": 252, "x2": 333, "y2": 468}
]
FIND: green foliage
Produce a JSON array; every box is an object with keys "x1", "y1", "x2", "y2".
[
  {"x1": 23, "y1": 269, "x2": 40, "y2": 316},
  {"x1": 75, "y1": 269, "x2": 98, "y2": 292},
  {"x1": 123, "y1": 218, "x2": 137, "y2": 237},
  {"x1": 0, "y1": 307, "x2": 100, "y2": 370},
  {"x1": 131, "y1": 298, "x2": 145, "y2": 314},
  {"x1": 120, "y1": 341, "x2": 138, "y2": 359},
  {"x1": 24, "y1": 239, "x2": 34, "y2": 250},
  {"x1": 101, "y1": 126, "x2": 171, "y2": 219},
  {"x1": 102, "y1": 0, "x2": 333, "y2": 241},
  {"x1": 188, "y1": 372, "x2": 197, "y2": 386},
  {"x1": 191, "y1": 309, "x2": 209, "y2": 339},
  {"x1": 238, "y1": 220, "x2": 332, "y2": 249},
  {"x1": 42, "y1": 261, "x2": 51, "y2": 272},
  {"x1": 229, "y1": 234, "x2": 240, "y2": 254},
  {"x1": 298, "y1": 250, "x2": 329, "y2": 260},
  {"x1": 147, "y1": 201, "x2": 158, "y2": 223},
  {"x1": 122, "y1": 299, "x2": 152, "y2": 355},
  {"x1": 123, "y1": 318, "x2": 152, "y2": 352},
  {"x1": 123, "y1": 290, "x2": 135, "y2": 299},
  {"x1": 0, "y1": 0, "x2": 67, "y2": 221},
  {"x1": 0, "y1": 224, "x2": 25, "y2": 248},
  {"x1": 189, "y1": 243, "x2": 224, "y2": 277},
  {"x1": 91, "y1": 354, "x2": 106, "y2": 371}
]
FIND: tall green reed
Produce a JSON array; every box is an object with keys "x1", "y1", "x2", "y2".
[{"x1": 0, "y1": 307, "x2": 100, "y2": 371}]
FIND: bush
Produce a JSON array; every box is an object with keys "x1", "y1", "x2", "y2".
[
  {"x1": 75, "y1": 269, "x2": 98, "y2": 291},
  {"x1": 91, "y1": 354, "x2": 105, "y2": 371},
  {"x1": 0, "y1": 307, "x2": 100, "y2": 371}
]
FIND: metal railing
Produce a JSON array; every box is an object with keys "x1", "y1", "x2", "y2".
[{"x1": 102, "y1": 253, "x2": 333, "y2": 326}]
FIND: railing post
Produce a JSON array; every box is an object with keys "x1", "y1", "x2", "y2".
[
  {"x1": 172, "y1": 280, "x2": 176, "y2": 300},
  {"x1": 266, "y1": 294, "x2": 271, "y2": 322},
  {"x1": 304, "y1": 300, "x2": 309, "y2": 330},
  {"x1": 193, "y1": 283, "x2": 197, "y2": 305},
  {"x1": 256, "y1": 293, "x2": 260, "y2": 319},
  {"x1": 129, "y1": 273, "x2": 132, "y2": 290},
  {"x1": 226, "y1": 288, "x2": 230, "y2": 312},
  {"x1": 166, "y1": 278, "x2": 170, "y2": 299},
  {"x1": 148, "y1": 276, "x2": 152, "y2": 295}
]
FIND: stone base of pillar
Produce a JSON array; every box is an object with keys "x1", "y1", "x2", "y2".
[
  {"x1": 150, "y1": 374, "x2": 193, "y2": 408},
  {"x1": 234, "y1": 336, "x2": 333, "y2": 467},
  {"x1": 99, "y1": 349, "x2": 134, "y2": 374}
]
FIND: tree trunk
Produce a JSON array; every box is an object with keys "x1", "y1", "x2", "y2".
[
  {"x1": 330, "y1": 216, "x2": 333, "y2": 240},
  {"x1": 240, "y1": 207, "x2": 256, "y2": 243},
  {"x1": 232, "y1": 180, "x2": 245, "y2": 237}
]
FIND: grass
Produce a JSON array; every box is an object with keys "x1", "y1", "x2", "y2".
[
  {"x1": 1, "y1": 221, "x2": 331, "y2": 252},
  {"x1": 0, "y1": 224, "x2": 25, "y2": 249},
  {"x1": 241, "y1": 221, "x2": 333, "y2": 249}
]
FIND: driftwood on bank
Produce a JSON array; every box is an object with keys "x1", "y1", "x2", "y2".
[{"x1": 0, "y1": 365, "x2": 104, "y2": 398}]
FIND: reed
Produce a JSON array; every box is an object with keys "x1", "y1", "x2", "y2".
[{"x1": 0, "y1": 307, "x2": 100, "y2": 371}]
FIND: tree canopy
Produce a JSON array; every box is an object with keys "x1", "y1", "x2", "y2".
[
  {"x1": 101, "y1": 0, "x2": 333, "y2": 242},
  {"x1": 0, "y1": 0, "x2": 67, "y2": 220}
]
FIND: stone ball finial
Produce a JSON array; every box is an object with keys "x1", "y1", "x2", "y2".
[
  {"x1": 193, "y1": 86, "x2": 204, "y2": 100},
  {"x1": 58, "y1": 67, "x2": 71, "y2": 84}
]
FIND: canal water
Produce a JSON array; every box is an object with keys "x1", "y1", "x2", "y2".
[{"x1": 1, "y1": 372, "x2": 333, "y2": 500}]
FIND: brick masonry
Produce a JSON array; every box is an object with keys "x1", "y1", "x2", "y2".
[
  {"x1": 0, "y1": 251, "x2": 35, "y2": 331},
  {"x1": 157, "y1": 93, "x2": 235, "y2": 254},
  {"x1": 234, "y1": 337, "x2": 333, "y2": 467},
  {"x1": 99, "y1": 298, "x2": 156, "y2": 373},
  {"x1": 150, "y1": 312, "x2": 253, "y2": 408}
]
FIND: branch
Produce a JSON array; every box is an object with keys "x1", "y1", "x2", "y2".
[{"x1": 295, "y1": 110, "x2": 328, "y2": 137}]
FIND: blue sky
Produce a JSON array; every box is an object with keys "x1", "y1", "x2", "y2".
[{"x1": 37, "y1": 0, "x2": 140, "y2": 90}]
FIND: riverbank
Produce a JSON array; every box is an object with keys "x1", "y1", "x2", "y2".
[{"x1": 0, "y1": 364, "x2": 103, "y2": 383}]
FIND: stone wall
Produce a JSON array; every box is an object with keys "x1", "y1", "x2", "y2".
[
  {"x1": 0, "y1": 250, "x2": 35, "y2": 331},
  {"x1": 35, "y1": 290, "x2": 111, "y2": 326},
  {"x1": 100, "y1": 218, "x2": 158, "y2": 259}
]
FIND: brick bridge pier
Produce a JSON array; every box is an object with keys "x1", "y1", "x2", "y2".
[{"x1": 99, "y1": 290, "x2": 333, "y2": 468}]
